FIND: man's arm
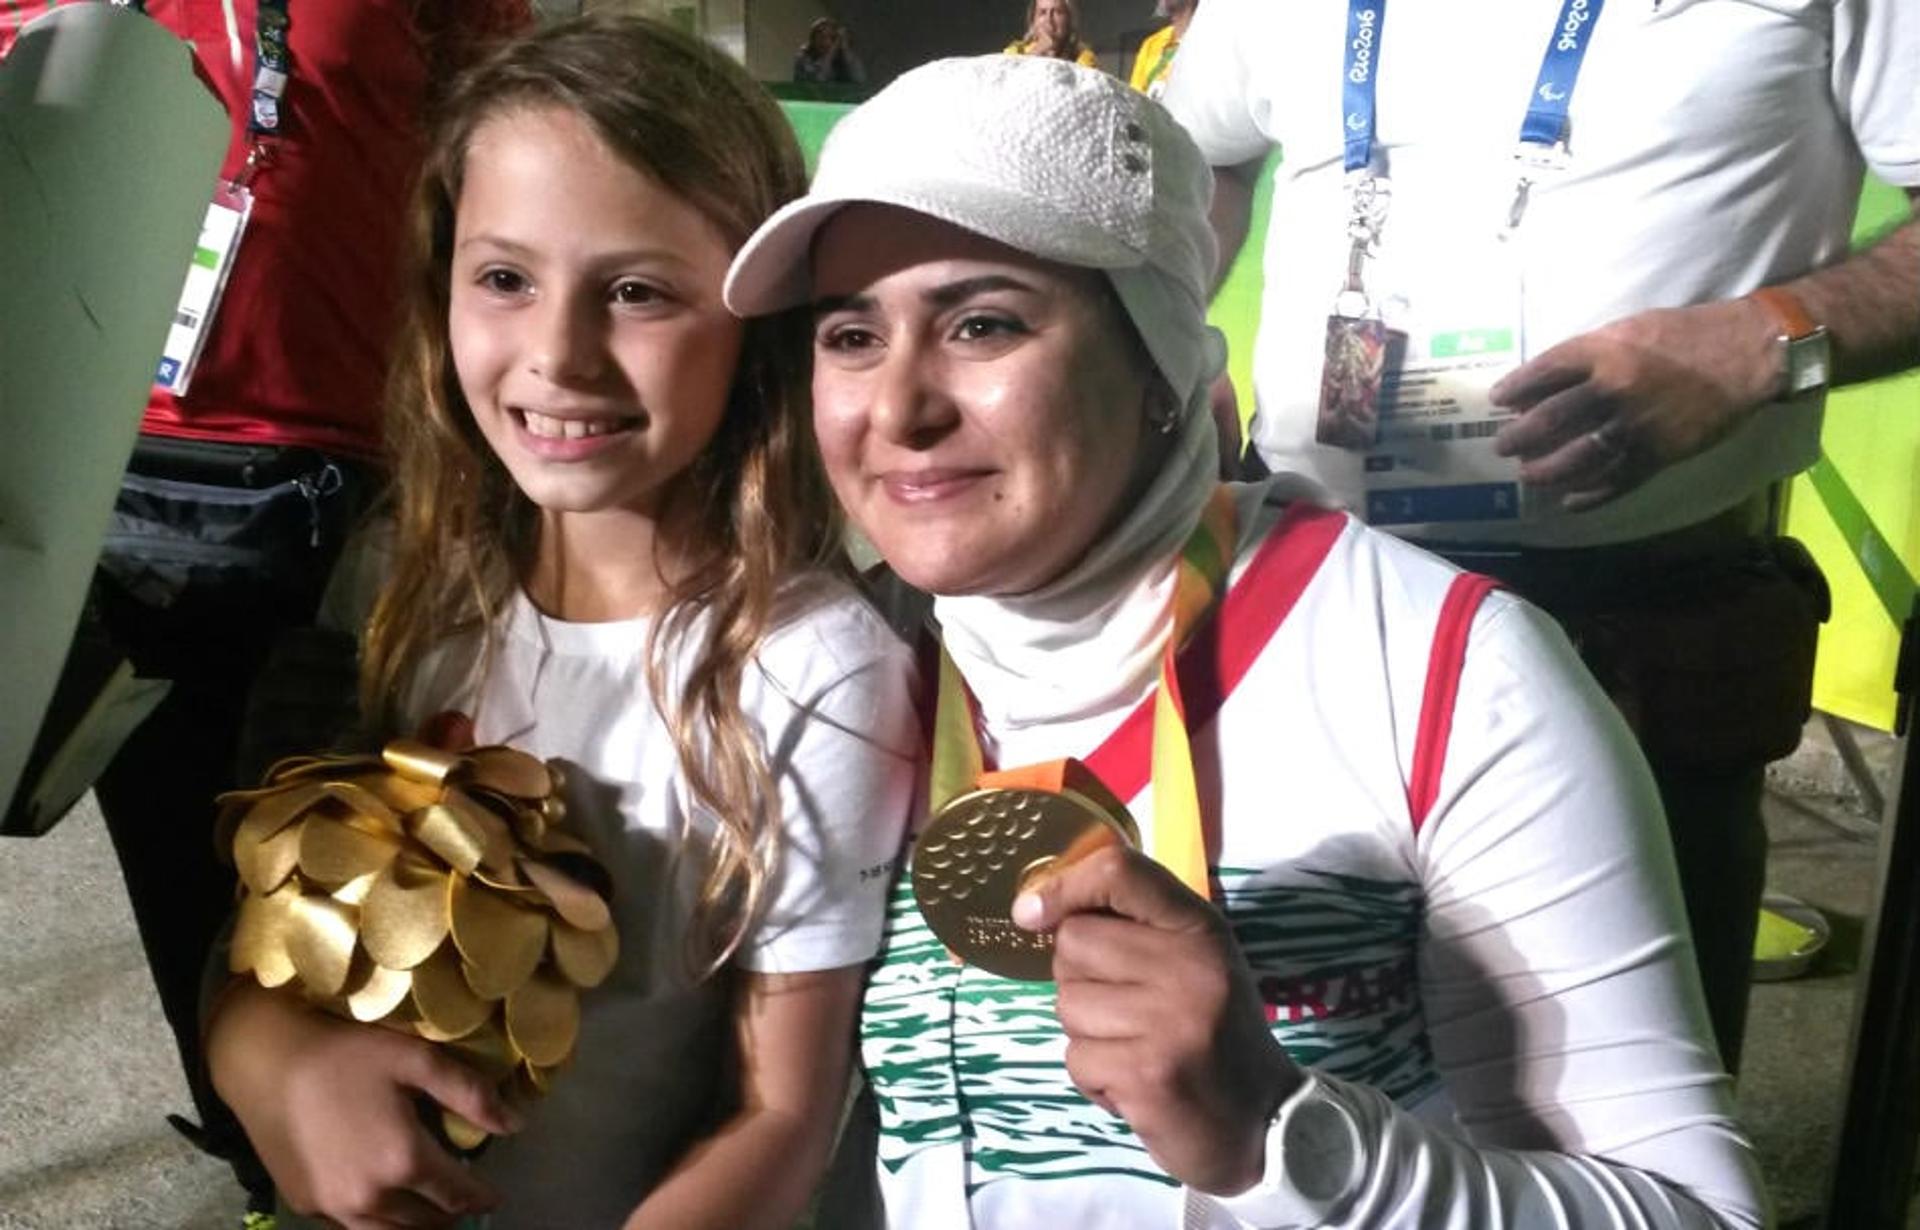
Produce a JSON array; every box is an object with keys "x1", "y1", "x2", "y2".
[
  {"x1": 1492, "y1": 190, "x2": 1919, "y2": 510},
  {"x1": 1793, "y1": 194, "x2": 1920, "y2": 385},
  {"x1": 1207, "y1": 156, "x2": 1266, "y2": 296}
]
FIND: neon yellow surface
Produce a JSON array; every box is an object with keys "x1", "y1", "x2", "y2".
[{"x1": 1784, "y1": 176, "x2": 1917, "y2": 731}]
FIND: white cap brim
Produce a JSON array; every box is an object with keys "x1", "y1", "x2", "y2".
[{"x1": 723, "y1": 178, "x2": 1146, "y2": 317}]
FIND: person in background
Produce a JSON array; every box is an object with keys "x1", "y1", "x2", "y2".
[
  {"x1": 1163, "y1": 0, "x2": 1919, "y2": 1074},
  {"x1": 1006, "y1": 0, "x2": 1097, "y2": 68},
  {"x1": 1128, "y1": 0, "x2": 1195, "y2": 99},
  {"x1": 2, "y1": 0, "x2": 527, "y2": 1221},
  {"x1": 793, "y1": 16, "x2": 865, "y2": 85},
  {"x1": 726, "y1": 54, "x2": 1763, "y2": 1229}
]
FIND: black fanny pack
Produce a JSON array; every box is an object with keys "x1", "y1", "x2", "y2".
[
  {"x1": 99, "y1": 435, "x2": 363, "y2": 610},
  {"x1": 1493, "y1": 536, "x2": 1831, "y2": 772}
]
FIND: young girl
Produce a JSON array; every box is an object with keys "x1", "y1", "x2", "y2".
[{"x1": 205, "y1": 17, "x2": 918, "y2": 1229}]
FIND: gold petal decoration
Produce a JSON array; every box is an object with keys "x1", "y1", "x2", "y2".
[
  {"x1": 409, "y1": 803, "x2": 485, "y2": 877},
  {"x1": 332, "y1": 871, "x2": 379, "y2": 908},
  {"x1": 410, "y1": 941, "x2": 491, "y2": 1040},
  {"x1": 440, "y1": 791, "x2": 517, "y2": 877},
  {"x1": 361, "y1": 857, "x2": 450, "y2": 971},
  {"x1": 265, "y1": 755, "x2": 385, "y2": 785},
  {"x1": 441, "y1": 1110, "x2": 490, "y2": 1153},
  {"x1": 381, "y1": 739, "x2": 464, "y2": 786},
  {"x1": 463, "y1": 747, "x2": 552, "y2": 800},
  {"x1": 505, "y1": 972, "x2": 579, "y2": 1068},
  {"x1": 520, "y1": 858, "x2": 611, "y2": 933},
  {"x1": 298, "y1": 815, "x2": 401, "y2": 887},
  {"x1": 237, "y1": 815, "x2": 309, "y2": 896},
  {"x1": 344, "y1": 955, "x2": 414, "y2": 1023},
  {"x1": 450, "y1": 876, "x2": 548, "y2": 1000},
  {"x1": 285, "y1": 893, "x2": 359, "y2": 999},
  {"x1": 550, "y1": 919, "x2": 620, "y2": 989},
  {"x1": 362, "y1": 771, "x2": 442, "y2": 816},
  {"x1": 319, "y1": 781, "x2": 400, "y2": 829},
  {"x1": 231, "y1": 881, "x2": 300, "y2": 988},
  {"x1": 221, "y1": 737, "x2": 617, "y2": 1141}
]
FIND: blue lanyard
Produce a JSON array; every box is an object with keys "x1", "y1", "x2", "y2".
[
  {"x1": 1340, "y1": 2, "x2": 1383, "y2": 174},
  {"x1": 1340, "y1": 0, "x2": 1606, "y2": 176}
]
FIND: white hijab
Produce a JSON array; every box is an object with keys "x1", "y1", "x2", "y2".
[{"x1": 933, "y1": 266, "x2": 1224, "y2": 732}]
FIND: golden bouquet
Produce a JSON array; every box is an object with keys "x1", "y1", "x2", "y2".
[{"x1": 216, "y1": 739, "x2": 619, "y2": 1147}]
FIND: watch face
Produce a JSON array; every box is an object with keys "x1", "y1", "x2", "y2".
[
  {"x1": 1283, "y1": 1096, "x2": 1363, "y2": 1203},
  {"x1": 1786, "y1": 331, "x2": 1831, "y2": 396}
]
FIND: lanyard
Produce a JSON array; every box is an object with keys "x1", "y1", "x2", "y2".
[
  {"x1": 1339, "y1": 0, "x2": 1606, "y2": 238},
  {"x1": 248, "y1": 0, "x2": 291, "y2": 140},
  {"x1": 112, "y1": 0, "x2": 291, "y2": 162},
  {"x1": 927, "y1": 488, "x2": 1238, "y2": 900}
]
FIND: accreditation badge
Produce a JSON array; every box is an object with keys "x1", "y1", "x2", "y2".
[
  {"x1": 154, "y1": 181, "x2": 252, "y2": 397},
  {"x1": 1359, "y1": 238, "x2": 1532, "y2": 526}
]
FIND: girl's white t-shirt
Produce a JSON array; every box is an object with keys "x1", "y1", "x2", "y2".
[{"x1": 399, "y1": 577, "x2": 920, "y2": 1228}]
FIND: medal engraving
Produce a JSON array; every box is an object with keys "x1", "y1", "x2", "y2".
[{"x1": 912, "y1": 786, "x2": 1139, "y2": 982}]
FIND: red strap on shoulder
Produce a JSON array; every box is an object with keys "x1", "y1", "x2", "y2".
[
  {"x1": 1083, "y1": 501, "x2": 1348, "y2": 801},
  {"x1": 1406, "y1": 572, "x2": 1501, "y2": 835}
]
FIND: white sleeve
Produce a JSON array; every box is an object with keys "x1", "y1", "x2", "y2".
[
  {"x1": 737, "y1": 631, "x2": 922, "y2": 975},
  {"x1": 1234, "y1": 595, "x2": 1766, "y2": 1228},
  {"x1": 1159, "y1": 0, "x2": 1271, "y2": 167},
  {"x1": 1834, "y1": 0, "x2": 1920, "y2": 186}
]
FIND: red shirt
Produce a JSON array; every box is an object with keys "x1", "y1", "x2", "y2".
[{"x1": 3, "y1": 0, "x2": 528, "y2": 461}]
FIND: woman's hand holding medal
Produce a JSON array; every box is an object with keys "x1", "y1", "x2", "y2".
[{"x1": 1012, "y1": 844, "x2": 1305, "y2": 1197}]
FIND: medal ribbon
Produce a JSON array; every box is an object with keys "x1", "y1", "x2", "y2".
[{"x1": 929, "y1": 487, "x2": 1238, "y2": 899}]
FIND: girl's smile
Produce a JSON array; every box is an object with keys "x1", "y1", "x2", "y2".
[{"x1": 449, "y1": 104, "x2": 742, "y2": 528}]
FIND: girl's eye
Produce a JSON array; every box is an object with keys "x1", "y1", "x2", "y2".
[
  {"x1": 479, "y1": 267, "x2": 528, "y2": 296},
  {"x1": 611, "y1": 279, "x2": 664, "y2": 307},
  {"x1": 817, "y1": 323, "x2": 881, "y2": 353}
]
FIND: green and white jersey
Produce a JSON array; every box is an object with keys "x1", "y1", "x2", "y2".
[{"x1": 860, "y1": 502, "x2": 1761, "y2": 1229}]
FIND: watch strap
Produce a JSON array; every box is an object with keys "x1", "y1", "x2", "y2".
[
  {"x1": 1749, "y1": 285, "x2": 1819, "y2": 340},
  {"x1": 1748, "y1": 285, "x2": 1830, "y2": 399}
]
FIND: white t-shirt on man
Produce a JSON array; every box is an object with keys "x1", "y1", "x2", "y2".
[{"x1": 1165, "y1": 0, "x2": 1920, "y2": 547}]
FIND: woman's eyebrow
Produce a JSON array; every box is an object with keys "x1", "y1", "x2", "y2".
[
  {"x1": 811, "y1": 275, "x2": 1038, "y2": 319},
  {"x1": 812, "y1": 291, "x2": 874, "y2": 317},
  {"x1": 924, "y1": 274, "x2": 1036, "y2": 308}
]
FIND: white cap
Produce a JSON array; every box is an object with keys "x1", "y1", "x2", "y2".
[{"x1": 724, "y1": 54, "x2": 1224, "y2": 409}]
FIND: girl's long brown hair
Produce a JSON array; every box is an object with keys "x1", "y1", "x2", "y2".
[{"x1": 362, "y1": 15, "x2": 835, "y2": 975}]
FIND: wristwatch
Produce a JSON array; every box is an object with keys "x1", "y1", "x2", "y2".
[
  {"x1": 1749, "y1": 286, "x2": 1830, "y2": 400},
  {"x1": 1211, "y1": 1075, "x2": 1367, "y2": 1228}
]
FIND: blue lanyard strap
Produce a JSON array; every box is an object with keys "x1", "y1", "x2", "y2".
[
  {"x1": 1340, "y1": 1, "x2": 1384, "y2": 174},
  {"x1": 1341, "y1": 0, "x2": 1605, "y2": 176},
  {"x1": 249, "y1": 0, "x2": 291, "y2": 138},
  {"x1": 1520, "y1": 0, "x2": 1605, "y2": 151}
]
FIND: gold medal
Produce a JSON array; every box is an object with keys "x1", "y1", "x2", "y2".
[{"x1": 912, "y1": 777, "x2": 1138, "y2": 983}]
